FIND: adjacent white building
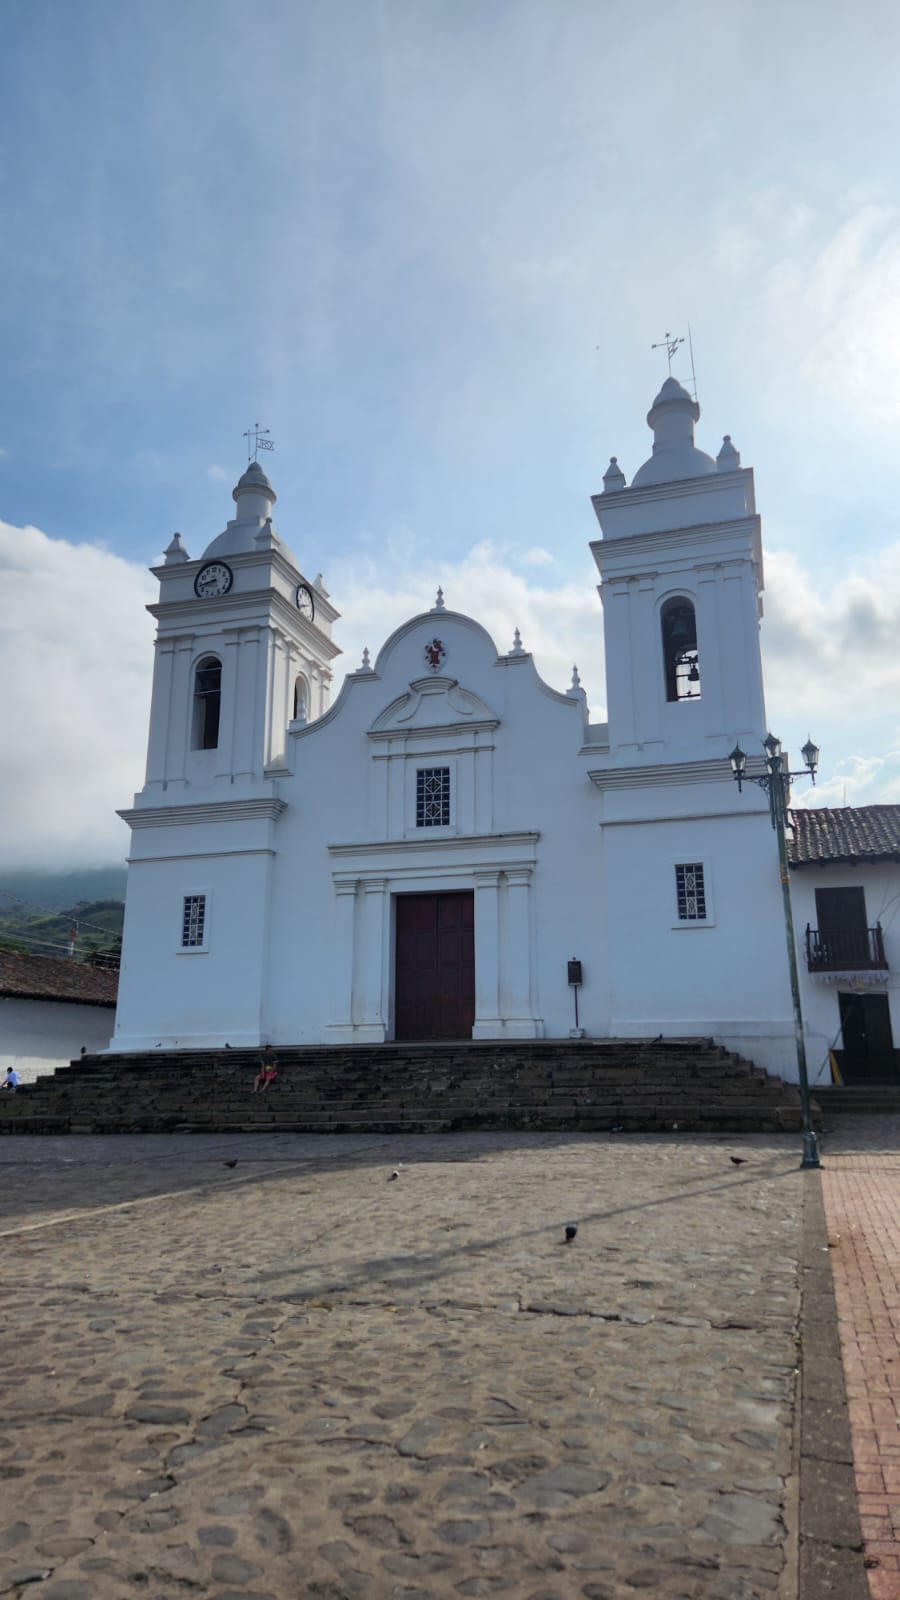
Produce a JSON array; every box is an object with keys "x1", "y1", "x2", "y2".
[
  {"x1": 112, "y1": 377, "x2": 857, "y2": 1081},
  {"x1": 789, "y1": 807, "x2": 900, "y2": 1085},
  {"x1": 0, "y1": 951, "x2": 117, "y2": 1080}
]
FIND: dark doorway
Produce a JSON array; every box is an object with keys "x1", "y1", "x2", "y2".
[
  {"x1": 838, "y1": 991, "x2": 897, "y2": 1084},
  {"x1": 395, "y1": 892, "x2": 475, "y2": 1041}
]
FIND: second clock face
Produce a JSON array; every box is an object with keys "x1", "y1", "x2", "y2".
[
  {"x1": 194, "y1": 561, "x2": 234, "y2": 598},
  {"x1": 295, "y1": 583, "x2": 315, "y2": 621}
]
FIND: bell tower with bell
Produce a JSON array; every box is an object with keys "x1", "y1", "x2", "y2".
[
  {"x1": 589, "y1": 373, "x2": 767, "y2": 763},
  {"x1": 138, "y1": 439, "x2": 341, "y2": 804}
]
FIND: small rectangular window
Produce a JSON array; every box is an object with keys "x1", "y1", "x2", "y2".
[
  {"x1": 416, "y1": 767, "x2": 450, "y2": 827},
  {"x1": 181, "y1": 894, "x2": 207, "y2": 948},
  {"x1": 675, "y1": 863, "x2": 706, "y2": 922}
]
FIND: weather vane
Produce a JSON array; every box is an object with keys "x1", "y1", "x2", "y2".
[
  {"x1": 651, "y1": 332, "x2": 684, "y2": 375},
  {"x1": 243, "y1": 423, "x2": 274, "y2": 463}
]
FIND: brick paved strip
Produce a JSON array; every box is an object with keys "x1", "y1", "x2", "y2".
[
  {"x1": 822, "y1": 1145, "x2": 900, "y2": 1600},
  {"x1": 799, "y1": 1171, "x2": 868, "y2": 1597}
]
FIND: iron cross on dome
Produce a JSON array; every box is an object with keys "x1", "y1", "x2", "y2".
[{"x1": 243, "y1": 423, "x2": 275, "y2": 462}]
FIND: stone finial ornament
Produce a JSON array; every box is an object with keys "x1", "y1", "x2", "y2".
[
  {"x1": 164, "y1": 532, "x2": 189, "y2": 564},
  {"x1": 602, "y1": 456, "x2": 627, "y2": 491},
  {"x1": 432, "y1": 586, "x2": 446, "y2": 612},
  {"x1": 510, "y1": 628, "x2": 526, "y2": 657},
  {"x1": 716, "y1": 434, "x2": 741, "y2": 470},
  {"x1": 361, "y1": 647, "x2": 371, "y2": 671},
  {"x1": 255, "y1": 516, "x2": 278, "y2": 550},
  {"x1": 567, "y1": 664, "x2": 587, "y2": 700}
]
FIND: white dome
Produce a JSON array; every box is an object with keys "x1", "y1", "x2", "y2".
[
  {"x1": 631, "y1": 377, "x2": 717, "y2": 488},
  {"x1": 200, "y1": 461, "x2": 296, "y2": 564}
]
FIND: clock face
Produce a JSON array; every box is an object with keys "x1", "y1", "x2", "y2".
[
  {"x1": 295, "y1": 583, "x2": 315, "y2": 621},
  {"x1": 194, "y1": 561, "x2": 234, "y2": 598}
]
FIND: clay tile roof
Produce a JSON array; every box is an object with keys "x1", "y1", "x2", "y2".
[
  {"x1": 788, "y1": 805, "x2": 900, "y2": 868},
  {"x1": 0, "y1": 950, "x2": 118, "y2": 1006}
]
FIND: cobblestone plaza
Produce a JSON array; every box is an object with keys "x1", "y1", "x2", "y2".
[{"x1": 1, "y1": 1125, "x2": 895, "y2": 1599}]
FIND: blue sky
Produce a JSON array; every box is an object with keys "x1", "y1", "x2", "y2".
[{"x1": 2, "y1": 0, "x2": 900, "y2": 865}]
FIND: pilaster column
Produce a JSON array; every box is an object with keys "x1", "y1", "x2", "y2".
[
  {"x1": 503, "y1": 868, "x2": 533, "y2": 1021},
  {"x1": 472, "y1": 870, "x2": 501, "y2": 1038},
  {"x1": 145, "y1": 640, "x2": 176, "y2": 787},
  {"x1": 359, "y1": 878, "x2": 388, "y2": 1035},
  {"x1": 331, "y1": 880, "x2": 358, "y2": 1028},
  {"x1": 167, "y1": 638, "x2": 194, "y2": 785},
  {"x1": 696, "y1": 564, "x2": 725, "y2": 733}
]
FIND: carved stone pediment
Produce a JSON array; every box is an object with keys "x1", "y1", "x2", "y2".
[{"x1": 369, "y1": 676, "x2": 500, "y2": 739}]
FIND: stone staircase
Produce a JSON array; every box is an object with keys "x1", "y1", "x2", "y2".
[
  {"x1": 809, "y1": 1084, "x2": 900, "y2": 1116},
  {"x1": 0, "y1": 1038, "x2": 815, "y2": 1136}
]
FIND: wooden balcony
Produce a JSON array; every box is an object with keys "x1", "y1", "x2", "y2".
[{"x1": 805, "y1": 923, "x2": 888, "y2": 972}]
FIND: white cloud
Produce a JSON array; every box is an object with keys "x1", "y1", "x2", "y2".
[
  {"x1": 0, "y1": 521, "x2": 155, "y2": 869},
  {"x1": 522, "y1": 546, "x2": 555, "y2": 567},
  {"x1": 2, "y1": 520, "x2": 898, "y2": 871},
  {"x1": 206, "y1": 464, "x2": 229, "y2": 483},
  {"x1": 714, "y1": 196, "x2": 900, "y2": 428},
  {"x1": 763, "y1": 543, "x2": 900, "y2": 800}
]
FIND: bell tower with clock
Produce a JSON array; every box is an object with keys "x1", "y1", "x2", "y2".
[{"x1": 138, "y1": 457, "x2": 341, "y2": 802}]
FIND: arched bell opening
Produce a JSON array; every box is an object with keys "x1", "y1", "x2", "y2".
[
  {"x1": 192, "y1": 655, "x2": 222, "y2": 749},
  {"x1": 661, "y1": 597, "x2": 701, "y2": 703}
]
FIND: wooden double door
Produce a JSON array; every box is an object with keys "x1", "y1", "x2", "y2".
[{"x1": 395, "y1": 891, "x2": 475, "y2": 1041}]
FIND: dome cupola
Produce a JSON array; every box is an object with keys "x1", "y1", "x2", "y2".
[{"x1": 631, "y1": 377, "x2": 717, "y2": 488}]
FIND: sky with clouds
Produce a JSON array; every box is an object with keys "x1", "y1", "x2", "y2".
[{"x1": 2, "y1": 0, "x2": 900, "y2": 868}]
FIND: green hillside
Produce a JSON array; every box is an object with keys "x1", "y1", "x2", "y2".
[{"x1": 0, "y1": 896, "x2": 124, "y2": 965}]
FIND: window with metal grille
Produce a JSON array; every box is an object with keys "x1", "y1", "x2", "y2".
[
  {"x1": 675, "y1": 863, "x2": 707, "y2": 921},
  {"x1": 181, "y1": 894, "x2": 207, "y2": 948},
  {"x1": 416, "y1": 767, "x2": 450, "y2": 827}
]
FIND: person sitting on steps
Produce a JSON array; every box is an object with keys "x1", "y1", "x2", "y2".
[{"x1": 253, "y1": 1044, "x2": 278, "y2": 1093}]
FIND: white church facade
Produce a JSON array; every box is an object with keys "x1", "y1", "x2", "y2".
[{"x1": 112, "y1": 378, "x2": 809, "y2": 1078}]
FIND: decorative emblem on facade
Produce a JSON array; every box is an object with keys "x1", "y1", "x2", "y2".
[{"x1": 424, "y1": 638, "x2": 446, "y2": 672}]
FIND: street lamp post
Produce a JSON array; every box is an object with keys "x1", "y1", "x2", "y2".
[{"x1": 728, "y1": 733, "x2": 822, "y2": 1170}]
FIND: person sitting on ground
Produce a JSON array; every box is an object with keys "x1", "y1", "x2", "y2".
[
  {"x1": 253, "y1": 1045, "x2": 278, "y2": 1093},
  {"x1": 1, "y1": 1067, "x2": 19, "y2": 1092}
]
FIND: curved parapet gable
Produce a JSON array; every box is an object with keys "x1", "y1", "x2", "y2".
[
  {"x1": 369, "y1": 675, "x2": 500, "y2": 739},
  {"x1": 372, "y1": 608, "x2": 501, "y2": 677}
]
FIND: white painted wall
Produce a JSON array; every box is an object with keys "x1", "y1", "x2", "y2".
[
  {"x1": 790, "y1": 861, "x2": 900, "y2": 1083},
  {"x1": 1, "y1": 999, "x2": 114, "y2": 1082},
  {"x1": 110, "y1": 389, "x2": 821, "y2": 1082}
]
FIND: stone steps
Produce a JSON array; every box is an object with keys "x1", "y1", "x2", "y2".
[
  {"x1": 0, "y1": 1037, "x2": 813, "y2": 1137},
  {"x1": 812, "y1": 1085, "x2": 900, "y2": 1114}
]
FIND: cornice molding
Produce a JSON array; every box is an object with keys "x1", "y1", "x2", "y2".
[
  {"x1": 369, "y1": 722, "x2": 499, "y2": 745},
  {"x1": 148, "y1": 589, "x2": 342, "y2": 661},
  {"x1": 328, "y1": 830, "x2": 540, "y2": 860},
  {"x1": 590, "y1": 515, "x2": 761, "y2": 567},
  {"x1": 586, "y1": 758, "x2": 765, "y2": 790},
  {"x1": 591, "y1": 465, "x2": 752, "y2": 512},
  {"x1": 119, "y1": 798, "x2": 287, "y2": 829}
]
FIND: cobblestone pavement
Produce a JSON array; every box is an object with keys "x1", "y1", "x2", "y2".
[
  {"x1": 0, "y1": 1132, "x2": 809, "y2": 1600},
  {"x1": 821, "y1": 1117, "x2": 900, "y2": 1600}
]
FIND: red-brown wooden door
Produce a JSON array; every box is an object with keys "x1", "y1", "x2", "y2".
[{"x1": 394, "y1": 892, "x2": 475, "y2": 1040}]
